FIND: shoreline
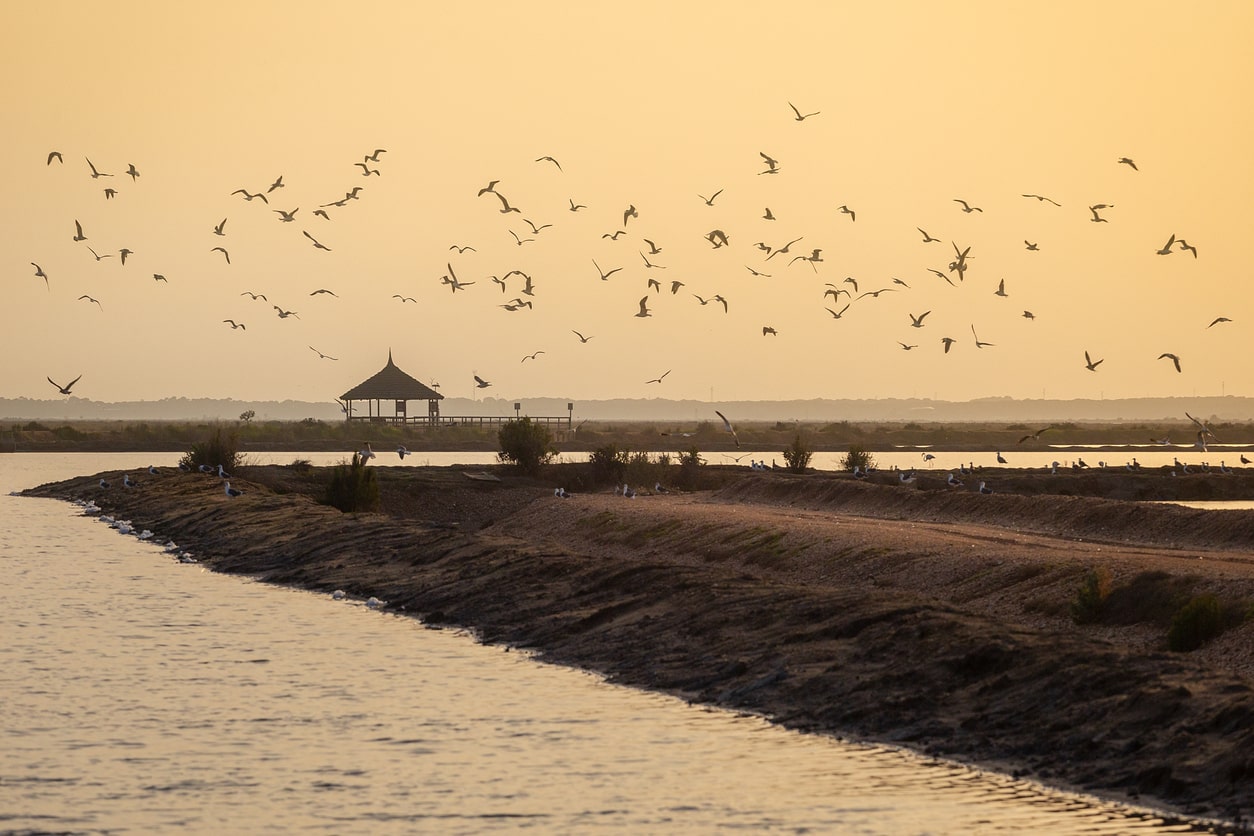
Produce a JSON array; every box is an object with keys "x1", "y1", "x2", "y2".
[{"x1": 24, "y1": 464, "x2": 1254, "y2": 829}]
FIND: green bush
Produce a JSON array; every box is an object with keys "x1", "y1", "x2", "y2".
[
  {"x1": 1167, "y1": 595, "x2": 1224, "y2": 652},
  {"x1": 840, "y1": 445, "x2": 877, "y2": 472},
  {"x1": 1070, "y1": 567, "x2": 1112, "y2": 625},
  {"x1": 497, "y1": 417, "x2": 556, "y2": 475},
  {"x1": 588, "y1": 444, "x2": 629, "y2": 485},
  {"x1": 179, "y1": 426, "x2": 241, "y2": 472},
  {"x1": 782, "y1": 433, "x2": 813, "y2": 473},
  {"x1": 323, "y1": 453, "x2": 380, "y2": 512},
  {"x1": 675, "y1": 445, "x2": 705, "y2": 490}
]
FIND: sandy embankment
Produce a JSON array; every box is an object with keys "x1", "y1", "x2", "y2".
[{"x1": 25, "y1": 465, "x2": 1254, "y2": 826}]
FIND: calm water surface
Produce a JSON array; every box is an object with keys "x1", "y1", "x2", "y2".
[{"x1": 0, "y1": 454, "x2": 1234, "y2": 833}]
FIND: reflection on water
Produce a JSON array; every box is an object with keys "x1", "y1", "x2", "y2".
[{"x1": 0, "y1": 455, "x2": 1237, "y2": 833}]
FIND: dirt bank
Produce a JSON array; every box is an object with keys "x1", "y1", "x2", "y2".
[{"x1": 23, "y1": 465, "x2": 1254, "y2": 827}]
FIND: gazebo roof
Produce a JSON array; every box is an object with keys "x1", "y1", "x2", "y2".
[{"x1": 340, "y1": 352, "x2": 443, "y2": 401}]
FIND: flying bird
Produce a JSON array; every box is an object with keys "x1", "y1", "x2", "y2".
[
  {"x1": 837, "y1": 204, "x2": 856, "y2": 222},
  {"x1": 714, "y1": 410, "x2": 740, "y2": 447},
  {"x1": 536, "y1": 155, "x2": 561, "y2": 170},
  {"x1": 273, "y1": 306, "x2": 299, "y2": 319},
  {"x1": 1024, "y1": 241, "x2": 1039, "y2": 251},
  {"x1": 568, "y1": 198, "x2": 586, "y2": 211},
  {"x1": 698, "y1": 189, "x2": 724, "y2": 206},
  {"x1": 473, "y1": 375, "x2": 492, "y2": 388},
  {"x1": 223, "y1": 319, "x2": 246, "y2": 330},
  {"x1": 909, "y1": 310, "x2": 931, "y2": 328},
  {"x1": 302, "y1": 230, "x2": 331, "y2": 251},
  {"x1": 232, "y1": 189, "x2": 268, "y2": 203},
  {"x1": 1117, "y1": 157, "x2": 1138, "y2": 171},
  {"x1": 78, "y1": 295, "x2": 102, "y2": 310},
  {"x1": 1177, "y1": 238, "x2": 1198, "y2": 258},
  {"x1": 521, "y1": 350, "x2": 545, "y2": 362},
  {"x1": 86, "y1": 246, "x2": 111, "y2": 261},
  {"x1": 635, "y1": 296, "x2": 652, "y2": 318},
  {"x1": 593, "y1": 259, "x2": 622, "y2": 281},
  {"x1": 788, "y1": 101, "x2": 819, "y2": 121},
  {"x1": 1089, "y1": 204, "x2": 1112, "y2": 223},
  {"x1": 1156, "y1": 234, "x2": 1177, "y2": 255},
  {"x1": 510, "y1": 230, "x2": 535, "y2": 246},
  {"x1": 268, "y1": 175, "x2": 285, "y2": 192},
  {"x1": 118, "y1": 248, "x2": 132, "y2": 265},
  {"x1": 354, "y1": 162, "x2": 380, "y2": 176},
  {"x1": 572, "y1": 330, "x2": 593, "y2": 343},
  {"x1": 623, "y1": 204, "x2": 638, "y2": 226},
  {"x1": 763, "y1": 327, "x2": 778, "y2": 336},
  {"x1": 492, "y1": 191, "x2": 521, "y2": 213},
  {"x1": 994, "y1": 279, "x2": 1008, "y2": 297},
  {"x1": 72, "y1": 219, "x2": 86, "y2": 241},
  {"x1": 47, "y1": 374, "x2": 82, "y2": 395},
  {"x1": 1022, "y1": 194, "x2": 1061, "y2": 206},
  {"x1": 941, "y1": 336, "x2": 957, "y2": 353},
  {"x1": 1084, "y1": 350, "x2": 1103, "y2": 371},
  {"x1": 477, "y1": 180, "x2": 500, "y2": 196},
  {"x1": 240, "y1": 291, "x2": 267, "y2": 301},
  {"x1": 309, "y1": 346, "x2": 338, "y2": 360},
  {"x1": 917, "y1": 228, "x2": 940, "y2": 243},
  {"x1": 669, "y1": 280, "x2": 685, "y2": 295},
  {"x1": 273, "y1": 208, "x2": 299, "y2": 222},
  {"x1": 85, "y1": 158, "x2": 112, "y2": 178},
  {"x1": 759, "y1": 151, "x2": 779, "y2": 174},
  {"x1": 393, "y1": 295, "x2": 416, "y2": 303},
  {"x1": 364, "y1": 149, "x2": 387, "y2": 162},
  {"x1": 450, "y1": 244, "x2": 476, "y2": 253},
  {"x1": 46, "y1": 151, "x2": 63, "y2": 165},
  {"x1": 31, "y1": 262, "x2": 49, "y2": 289},
  {"x1": 309, "y1": 288, "x2": 338, "y2": 297},
  {"x1": 1208, "y1": 317, "x2": 1232, "y2": 328},
  {"x1": 642, "y1": 238, "x2": 662, "y2": 254},
  {"x1": 213, "y1": 218, "x2": 227, "y2": 236},
  {"x1": 211, "y1": 246, "x2": 230, "y2": 264},
  {"x1": 1158, "y1": 353, "x2": 1182, "y2": 373},
  {"x1": 523, "y1": 219, "x2": 552, "y2": 234},
  {"x1": 645, "y1": 369, "x2": 671, "y2": 384},
  {"x1": 953, "y1": 198, "x2": 982, "y2": 213},
  {"x1": 971, "y1": 324, "x2": 994, "y2": 348}
]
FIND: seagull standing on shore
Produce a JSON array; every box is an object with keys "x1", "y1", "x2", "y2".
[{"x1": 224, "y1": 481, "x2": 243, "y2": 498}]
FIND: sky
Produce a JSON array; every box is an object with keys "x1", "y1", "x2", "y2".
[{"x1": 4, "y1": 1, "x2": 1252, "y2": 408}]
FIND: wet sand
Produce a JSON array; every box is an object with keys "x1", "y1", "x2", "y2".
[{"x1": 25, "y1": 464, "x2": 1254, "y2": 827}]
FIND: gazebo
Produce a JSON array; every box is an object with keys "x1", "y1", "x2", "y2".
[{"x1": 339, "y1": 352, "x2": 444, "y2": 424}]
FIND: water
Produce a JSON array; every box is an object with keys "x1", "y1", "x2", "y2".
[{"x1": 0, "y1": 454, "x2": 1235, "y2": 833}]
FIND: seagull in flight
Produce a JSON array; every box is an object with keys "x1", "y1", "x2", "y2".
[
  {"x1": 645, "y1": 369, "x2": 671, "y2": 384},
  {"x1": 309, "y1": 346, "x2": 338, "y2": 360},
  {"x1": 1156, "y1": 234, "x2": 1177, "y2": 255},
  {"x1": 572, "y1": 330, "x2": 593, "y2": 343},
  {"x1": 492, "y1": 191, "x2": 521, "y2": 214},
  {"x1": 1022, "y1": 194, "x2": 1061, "y2": 206},
  {"x1": 837, "y1": 205, "x2": 856, "y2": 222},
  {"x1": 211, "y1": 246, "x2": 230, "y2": 264},
  {"x1": 450, "y1": 244, "x2": 476, "y2": 253},
  {"x1": 698, "y1": 189, "x2": 724, "y2": 206},
  {"x1": 909, "y1": 310, "x2": 931, "y2": 328},
  {"x1": 232, "y1": 189, "x2": 268, "y2": 203},
  {"x1": 1118, "y1": 157, "x2": 1138, "y2": 171},
  {"x1": 1158, "y1": 353, "x2": 1182, "y2": 373},
  {"x1": 1208, "y1": 316, "x2": 1232, "y2": 328},
  {"x1": 393, "y1": 295, "x2": 416, "y2": 303},
  {"x1": 593, "y1": 259, "x2": 622, "y2": 281},
  {"x1": 1018, "y1": 427, "x2": 1053, "y2": 444},
  {"x1": 47, "y1": 374, "x2": 82, "y2": 395},
  {"x1": 521, "y1": 350, "x2": 545, "y2": 362},
  {"x1": 31, "y1": 263, "x2": 49, "y2": 289},
  {"x1": 623, "y1": 204, "x2": 638, "y2": 226},
  {"x1": 268, "y1": 175, "x2": 285, "y2": 192},
  {"x1": 759, "y1": 152, "x2": 780, "y2": 174},
  {"x1": 213, "y1": 218, "x2": 227, "y2": 236},
  {"x1": 47, "y1": 151, "x2": 63, "y2": 165},
  {"x1": 309, "y1": 288, "x2": 338, "y2": 297},
  {"x1": 73, "y1": 219, "x2": 87, "y2": 242},
  {"x1": 273, "y1": 306, "x2": 300, "y2": 319},
  {"x1": 763, "y1": 326, "x2": 778, "y2": 336},
  {"x1": 1089, "y1": 204, "x2": 1113, "y2": 223},
  {"x1": 473, "y1": 375, "x2": 492, "y2": 389},
  {"x1": 1177, "y1": 238, "x2": 1198, "y2": 258},
  {"x1": 953, "y1": 198, "x2": 982, "y2": 213},
  {"x1": 568, "y1": 198, "x2": 586, "y2": 211},
  {"x1": 223, "y1": 319, "x2": 246, "y2": 330},
  {"x1": 971, "y1": 324, "x2": 994, "y2": 348},
  {"x1": 78, "y1": 295, "x2": 103, "y2": 310},
  {"x1": 536, "y1": 155, "x2": 561, "y2": 170},
  {"x1": 1084, "y1": 350, "x2": 1103, "y2": 371},
  {"x1": 714, "y1": 410, "x2": 740, "y2": 447},
  {"x1": 86, "y1": 246, "x2": 112, "y2": 261},
  {"x1": 635, "y1": 296, "x2": 652, "y2": 318},
  {"x1": 240, "y1": 291, "x2": 267, "y2": 301},
  {"x1": 941, "y1": 336, "x2": 957, "y2": 353},
  {"x1": 788, "y1": 101, "x2": 820, "y2": 121},
  {"x1": 917, "y1": 227, "x2": 940, "y2": 243},
  {"x1": 85, "y1": 158, "x2": 112, "y2": 178},
  {"x1": 302, "y1": 230, "x2": 331, "y2": 251},
  {"x1": 273, "y1": 208, "x2": 299, "y2": 222},
  {"x1": 364, "y1": 149, "x2": 387, "y2": 162}
]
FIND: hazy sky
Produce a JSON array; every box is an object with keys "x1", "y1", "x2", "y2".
[{"x1": 5, "y1": 1, "x2": 1252, "y2": 406}]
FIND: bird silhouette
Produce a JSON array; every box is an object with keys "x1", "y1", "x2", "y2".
[
  {"x1": 211, "y1": 246, "x2": 230, "y2": 264},
  {"x1": 698, "y1": 189, "x2": 723, "y2": 206},
  {"x1": 31, "y1": 263, "x2": 49, "y2": 289},
  {"x1": 917, "y1": 227, "x2": 940, "y2": 243},
  {"x1": 1117, "y1": 157, "x2": 1138, "y2": 171},
  {"x1": 953, "y1": 198, "x2": 982, "y2": 213},
  {"x1": 78, "y1": 295, "x2": 103, "y2": 310},
  {"x1": 223, "y1": 319, "x2": 246, "y2": 330},
  {"x1": 572, "y1": 330, "x2": 593, "y2": 343},
  {"x1": 714, "y1": 410, "x2": 739, "y2": 447},
  {"x1": 1084, "y1": 350, "x2": 1103, "y2": 371},
  {"x1": 48, "y1": 374, "x2": 82, "y2": 395},
  {"x1": 1158, "y1": 353, "x2": 1182, "y2": 373},
  {"x1": 302, "y1": 230, "x2": 331, "y2": 251},
  {"x1": 788, "y1": 101, "x2": 819, "y2": 121},
  {"x1": 1022, "y1": 193, "x2": 1061, "y2": 206},
  {"x1": 474, "y1": 375, "x2": 492, "y2": 388},
  {"x1": 535, "y1": 155, "x2": 561, "y2": 170},
  {"x1": 593, "y1": 259, "x2": 622, "y2": 281},
  {"x1": 85, "y1": 158, "x2": 112, "y2": 178},
  {"x1": 645, "y1": 369, "x2": 671, "y2": 384},
  {"x1": 309, "y1": 346, "x2": 338, "y2": 360},
  {"x1": 635, "y1": 296, "x2": 652, "y2": 318}
]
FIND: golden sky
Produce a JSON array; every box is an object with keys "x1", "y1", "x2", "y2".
[{"x1": 4, "y1": 1, "x2": 1252, "y2": 405}]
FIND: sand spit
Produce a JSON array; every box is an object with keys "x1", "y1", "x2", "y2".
[{"x1": 24, "y1": 466, "x2": 1254, "y2": 826}]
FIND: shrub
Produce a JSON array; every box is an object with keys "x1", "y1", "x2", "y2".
[
  {"x1": 588, "y1": 444, "x2": 629, "y2": 485},
  {"x1": 497, "y1": 417, "x2": 556, "y2": 475},
  {"x1": 1167, "y1": 595, "x2": 1224, "y2": 652},
  {"x1": 1070, "y1": 567, "x2": 1112, "y2": 625},
  {"x1": 840, "y1": 445, "x2": 877, "y2": 472},
  {"x1": 675, "y1": 445, "x2": 705, "y2": 490},
  {"x1": 324, "y1": 453, "x2": 380, "y2": 512},
  {"x1": 179, "y1": 426, "x2": 241, "y2": 473},
  {"x1": 782, "y1": 433, "x2": 813, "y2": 473}
]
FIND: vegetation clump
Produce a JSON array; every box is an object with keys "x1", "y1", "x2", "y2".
[
  {"x1": 782, "y1": 433, "x2": 813, "y2": 473},
  {"x1": 179, "y1": 426, "x2": 241, "y2": 473},
  {"x1": 675, "y1": 445, "x2": 705, "y2": 490},
  {"x1": 1167, "y1": 594, "x2": 1225, "y2": 652},
  {"x1": 323, "y1": 453, "x2": 380, "y2": 512},
  {"x1": 497, "y1": 417, "x2": 556, "y2": 475},
  {"x1": 840, "y1": 445, "x2": 876, "y2": 472},
  {"x1": 588, "y1": 444, "x2": 630, "y2": 485},
  {"x1": 1070, "y1": 567, "x2": 1112, "y2": 625}
]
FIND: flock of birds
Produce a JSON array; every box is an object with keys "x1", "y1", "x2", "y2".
[{"x1": 28, "y1": 101, "x2": 1236, "y2": 405}]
